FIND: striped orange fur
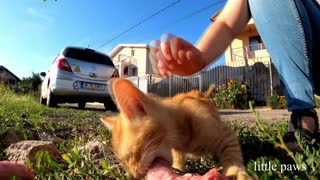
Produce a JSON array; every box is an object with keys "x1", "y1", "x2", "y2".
[{"x1": 100, "y1": 79, "x2": 249, "y2": 179}]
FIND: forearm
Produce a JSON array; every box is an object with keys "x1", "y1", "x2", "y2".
[
  {"x1": 196, "y1": 21, "x2": 236, "y2": 67},
  {"x1": 196, "y1": 0, "x2": 251, "y2": 67}
]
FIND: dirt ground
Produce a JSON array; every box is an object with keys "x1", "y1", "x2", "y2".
[
  {"x1": 219, "y1": 107, "x2": 320, "y2": 126},
  {"x1": 63, "y1": 103, "x2": 320, "y2": 127}
]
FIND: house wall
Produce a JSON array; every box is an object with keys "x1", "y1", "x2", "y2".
[
  {"x1": 111, "y1": 46, "x2": 154, "y2": 77},
  {"x1": 225, "y1": 19, "x2": 271, "y2": 67},
  {"x1": 0, "y1": 69, "x2": 19, "y2": 87}
]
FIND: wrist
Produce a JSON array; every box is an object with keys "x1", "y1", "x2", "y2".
[{"x1": 201, "y1": 54, "x2": 209, "y2": 70}]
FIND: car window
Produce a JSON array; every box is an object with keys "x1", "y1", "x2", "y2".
[{"x1": 62, "y1": 47, "x2": 115, "y2": 66}]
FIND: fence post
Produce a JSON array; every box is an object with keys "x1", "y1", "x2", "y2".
[
  {"x1": 199, "y1": 72, "x2": 203, "y2": 92},
  {"x1": 169, "y1": 75, "x2": 172, "y2": 97},
  {"x1": 147, "y1": 74, "x2": 151, "y2": 94},
  {"x1": 269, "y1": 62, "x2": 273, "y2": 96}
]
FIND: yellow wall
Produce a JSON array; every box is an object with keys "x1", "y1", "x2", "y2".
[
  {"x1": 111, "y1": 46, "x2": 153, "y2": 77},
  {"x1": 225, "y1": 19, "x2": 271, "y2": 67}
]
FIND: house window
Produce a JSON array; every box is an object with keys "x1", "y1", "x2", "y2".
[
  {"x1": 124, "y1": 66, "x2": 129, "y2": 76},
  {"x1": 131, "y1": 49, "x2": 135, "y2": 56},
  {"x1": 249, "y1": 36, "x2": 264, "y2": 51},
  {"x1": 130, "y1": 67, "x2": 137, "y2": 76},
  {"x1": 9, "y1": 80, "x2": 15, "y2": 86}
]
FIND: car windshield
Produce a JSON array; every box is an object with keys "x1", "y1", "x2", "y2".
[{"x1": 62, "y1": 47, "x2": 115, "y2": 66}]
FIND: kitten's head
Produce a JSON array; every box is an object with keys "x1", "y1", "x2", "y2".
[
  {"x1": 100, "y1": 79, "x2": 215, "y2": 178},
  {"x1": 100, "y1": 79, "x2": 174, "y2": 178}
]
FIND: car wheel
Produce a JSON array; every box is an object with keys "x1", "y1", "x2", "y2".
[
  {"x1": 104, "y1": 99, "x2": 117, "y2": 111},
  {"x1": 47, "y1": 90, "x2": 57, "y2": 107},
  {"x1": 78, "y1": 102, "x2": 86, "y2": 109},
  {"x1": 40, "y1": 95, "x2": 46, "y2": 105}
]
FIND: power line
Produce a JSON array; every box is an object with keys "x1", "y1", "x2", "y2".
[
  {"x1": 173, "y1": 0, "x2": 225, "y2": 23},
  {"x1": 135, "y1": 0, "x2": 226, "y2": 44},
  {"x1": 97, "y1": 0, "x2": 183, "y2": 49}
]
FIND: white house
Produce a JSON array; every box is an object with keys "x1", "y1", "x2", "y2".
[{"x1": 108, "y1": 44, "x2": 155, "y2": 78}]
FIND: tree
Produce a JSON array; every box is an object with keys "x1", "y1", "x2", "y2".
[{"x1": 19, "y1": 73, "x2": 42, "y2": 93}]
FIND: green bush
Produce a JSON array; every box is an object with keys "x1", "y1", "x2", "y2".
[
  {"x1": 267, "y1": 95, "x2": 287, "y2": 109},
  {"x1": 213, "y1": 80, "x2": 248, "y2": 109},
  {"x1": 247, "y1": 102, "x2": 320, "y2": 179},
  {"x1": 18, "y1": 72, "x2": 42, "y2": 94},
  {"x1": 316, "y1": 96, "x2": 320, "y2": 108}
]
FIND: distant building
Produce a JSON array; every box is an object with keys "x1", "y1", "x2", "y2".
[
  {"x1": 0, "y1": 65, "x2": 20, "y2": 88},
  {"x1": 211, "y1": 14, "x2": 271, "y2": 66},
  {"x1": 109, "y1": 44, "x2": 155, "y2": 78}
]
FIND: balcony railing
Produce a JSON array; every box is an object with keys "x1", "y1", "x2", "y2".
[
  {"x1": 231, "y1": 43, "x2": 269, "y2": 62},
  {"x1": 246, "y1": 43, "x2": 266, "y2": 51}
]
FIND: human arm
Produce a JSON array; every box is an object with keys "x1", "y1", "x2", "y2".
[{"x1": 151, "y1": 0, "x2": 251, "y2": 77}]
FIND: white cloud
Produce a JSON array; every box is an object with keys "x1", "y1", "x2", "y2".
[
  {"x1": 25, "y1": 8, "x2": 54, "y2": 31},
  {"x1": 26, "y1": 7, "x2": 53, "y2": 23}
]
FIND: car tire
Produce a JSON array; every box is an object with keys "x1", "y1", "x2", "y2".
[
  {"x1": 78, "y1": 102, "x2": 86, "y2": 109},
  {"x1": 40, "y1": 95, "x2": 46, "y2": 105},
  {"x1": 104, "y1": 99, "x2": 117, "y2": 111},
  {"x1": 47, "y1": 90, "x2": 57, "y2": 107}
]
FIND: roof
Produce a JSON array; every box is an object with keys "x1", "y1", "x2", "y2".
[
  {"x1": 0, "y1": 65, "x2": 21, "y2": 81},
  {"x1": 109, "y1": 44, "x2": 150, "y2": 58}
]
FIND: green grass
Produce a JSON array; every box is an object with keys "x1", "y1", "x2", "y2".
[
  {"x1": 0, "y1": 85, "x2": 319, "y2": 179},
  {"x1": 0, "y1": 85, "x2": 124, "y2": 179}
]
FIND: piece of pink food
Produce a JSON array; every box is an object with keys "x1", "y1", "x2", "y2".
[{"x1": 147, "y1": 160, "x2": 227, "y2": 180}]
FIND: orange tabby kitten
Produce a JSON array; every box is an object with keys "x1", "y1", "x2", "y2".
[{"x1": 101, "y1": 78, "x2": 249, "y2": 179}]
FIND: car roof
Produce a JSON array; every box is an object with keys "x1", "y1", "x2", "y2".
[
  {"x1": 61, "y1": 46, "x2": 107, "y2": 56},
  {"x1": 60, "y1": 46, "x2": 115, "y2": 66}
]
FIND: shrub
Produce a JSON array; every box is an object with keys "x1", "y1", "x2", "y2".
[
  {"x1": 267, "y1": 95, "x2": 287, "y2": 109},
  {"x1": 316, "y1": 96, "x2": 320, "y2": 108},
  {"x1": 247, "y1": 102, "x2": 320, "y2": 179},
  {"x1": 18, "y1": 72, "x2": 42, "y2": 93},
  {"x1": 213, "y1": 80, "x2": 248, "y2": 109}
]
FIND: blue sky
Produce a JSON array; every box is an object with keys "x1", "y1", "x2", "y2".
[{"x1": 0, "y1": 0, "x2": 226, "y2": 79}]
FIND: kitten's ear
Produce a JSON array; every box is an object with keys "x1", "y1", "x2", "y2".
[
  {"x1": 100, "y1": 116, "x2": 115, "y2": 130},
  {"x1": 109, "y1": 78, "x2": 152, "y2": 121}
]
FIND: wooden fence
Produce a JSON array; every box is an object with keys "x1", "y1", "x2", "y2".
[{"x1": 127, "y1": 62, "x2": 283, "y2": 105}]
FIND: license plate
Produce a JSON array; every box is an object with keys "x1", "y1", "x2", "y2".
[{"x1": 80, "y1": 82, "x2": 105, "y2": 91}]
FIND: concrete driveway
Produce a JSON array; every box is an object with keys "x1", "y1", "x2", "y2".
[{"x1": 219, "y1": 108, "x2": 320, "y2": 126}]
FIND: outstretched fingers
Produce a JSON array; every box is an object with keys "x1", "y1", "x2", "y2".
[
  {"x1": 149, "y1": 40, "x2": 162, "y2": 76},
  {"x1": 150, "y1": 33, "x2": 204, "y2": 77},
  {"x1": 150, "y1": 36, "x2": 177, "y2": 78},
  {"x1": 160, "y1": 33, "x2": 176, "y2": 61},
  {"x1": 155, "y1": 50, "x2": 173, "y2": 78},
  {"x1": 0, "y1": 161, "x2": 34, "y2": 180}
]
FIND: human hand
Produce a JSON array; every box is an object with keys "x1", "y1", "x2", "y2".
[
  {"x1": 149, "y1": 33, "x2": 206, "y2": 78},
  {"x1": 0, "y1": 161, "x2": 34, "y2": 180}
]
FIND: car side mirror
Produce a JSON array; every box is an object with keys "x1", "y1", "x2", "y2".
[{"x1": 40, "y1": 72, "x2": 46, "y2": 77}]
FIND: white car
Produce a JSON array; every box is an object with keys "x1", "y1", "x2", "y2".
[{"x1": 40, "y1": 46, "x2": 119, "y2": 110}]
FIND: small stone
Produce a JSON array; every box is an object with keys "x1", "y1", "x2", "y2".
[
  {"x1": 0, "y1": 127, "x2": 22, "y2": 147},
  {"x1": 5, "y1": 140, "x2": 60, "y2": 165}
]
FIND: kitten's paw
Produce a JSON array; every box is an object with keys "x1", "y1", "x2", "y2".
[
  {"x1": 225, "y1": 166, "x2": 252, "y2": 180},
  {"x1": 171, "y1": 149, "x2": 185, "y2": 172}
]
